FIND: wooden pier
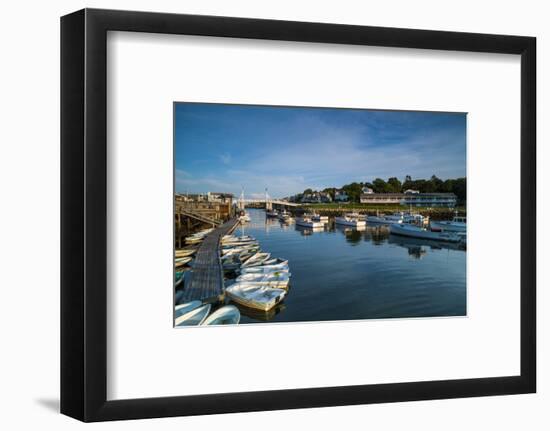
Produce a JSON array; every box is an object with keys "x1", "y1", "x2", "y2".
[{"x1": 179, "y1": 217, "x2": 240, "y2": 303}]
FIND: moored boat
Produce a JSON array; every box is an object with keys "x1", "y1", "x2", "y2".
[
  {"x1": 236, "y1": 271, "x2": 290, "y2": 288},
  {"x1": 174, "y1": 300, "x2": 202, "y2": 318},
  {"x1": 175, "y1": 256, "x2": 193, "y2": 267},
  {"x1": 241, "y1": 252, "x2": 271, "y2": 267},
  {"x1": 430, "y1": 215, "x2": 467, "y2": 232},
  {"x1": 266, "y1": 209, "x2": 279, "y2": 218},
  {"x1": 175, "y1": 304, "x2": 211, "y2": 326},
  {"x1": 335, "y1": 213, "x2": 366, "y2": 227},
  {"x1": 239, "y1": 262, "x2": 289, "y2": 274},
  {"x1": 295, "y1": 216, "x2": 324, "y2": 228},
  {"x1": 389, "y1": 223, "x2": 461, "y2": 242},
  {"x1": 225, "y1": 284, "x2": 287, "y2": 311},
  {"x1": 202, "y1": 305, "x2": 241, "y2": 325}
]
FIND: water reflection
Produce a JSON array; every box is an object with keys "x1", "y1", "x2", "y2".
[{"x1": 188, "y1": 209, "x2": 467, "y2": 324}]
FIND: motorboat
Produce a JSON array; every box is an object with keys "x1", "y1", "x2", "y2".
[
  {"x1": 265, "y1": 209, "x2": 279, "y2": 218},
  {"x1": 430, "y1": 215, "x2": 467, "y2": 232},
  {"x1": 278, "y1": 210, "x2": 294, "y2": 223},
  {"x1": 295, "y1": 216, "x2": 324, "y2": 228},
  {"x1": 225, "y1": 284, "x2": 287, "y2": 311},
  {"x1": 389, "y1": 223, "x2": 462, "y2": 242},
  {"x1": 334, "y1": 213, "x2": 366, "y2": 227},
  {"x1": 311, "y1": 213, "x2": 329, "y2": 223}
]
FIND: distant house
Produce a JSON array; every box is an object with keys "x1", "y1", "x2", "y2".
[
  {"x1": 207, "y1": 192, "x2": 234, "y2": 204},
  {"x1": 300, "y1": 191, "x2": 333, "y2": 203},
  {"x1": 404, "y1": 189, "x2": 420, "y2": 194},
  {"x1": 334, "y1": 190, "x2": 349, "y2": 202},
  {"x1": 362, "y1": 186, "x2": 374, "y2": 194}
]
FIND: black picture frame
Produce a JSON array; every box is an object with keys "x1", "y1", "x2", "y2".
[{"x1": 61, "y1": 8, "x2": 536, "y2": 422}]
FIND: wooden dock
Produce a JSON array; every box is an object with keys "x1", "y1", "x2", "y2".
[{"x1": 180, "y1": 218, "x2": 240, "y2": 303}]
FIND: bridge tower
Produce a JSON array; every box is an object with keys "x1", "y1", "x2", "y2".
[
  {"x1": 237, "y1": 188, "x2": 246, "y2": 211},
  {"x1": 265, "y1": 188, "x2": 272, "y2": 211}
]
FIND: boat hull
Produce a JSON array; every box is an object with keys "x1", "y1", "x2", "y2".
[
  {"x1": 430, "y1": 221, "x2": 467, "y2": 232},
  {"x1": 390, "y1": 224, "x2": 461, "y2": 242}
]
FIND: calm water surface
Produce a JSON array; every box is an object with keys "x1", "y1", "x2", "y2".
[{"x1": 220, "y1": 208, "x2": 466, "y2": 324}]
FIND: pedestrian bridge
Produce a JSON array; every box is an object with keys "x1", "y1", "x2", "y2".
[{"x1": 240, "y1": 199, "x2": 299, "y2": 208}]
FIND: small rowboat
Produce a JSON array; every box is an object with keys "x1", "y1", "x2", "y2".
[
  {"x1": 175, "y1": 304, "x2": 211, "y2": 326},
  {"x1": 202, "y1": 305, "x2": 241, "y2": 325},
  {"x1": 241, "y1": 252, "x2": 271, "y2": 268},
  {"x1": 226, "y1": 284, "x2": 286, "y2": 311},
  {"x1": 175, "y1": 248, "x2": 196, "y2": 258},
  {"x1": 261, "y1": 257, "x2": 287, "y2": 266},
  {"x1": 240, "y1": 263, "x2": 289, "y2": 274},
  {"x1": 175, "y1": 271, "x2": 185, "y2": 286},
  {"x1": 174, "y1": 300, "x2": 202, "y2": 318},
  {"x1": 175, "y1": 256, "x2": 192, "y2": 267},
  {"x1": 236, "y1": 272, "x2": 290, "y2": 288}
]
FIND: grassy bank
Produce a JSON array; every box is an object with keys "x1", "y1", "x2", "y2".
[{"x1": 296, "y1": 203, "x2": 466, "y2": 220}]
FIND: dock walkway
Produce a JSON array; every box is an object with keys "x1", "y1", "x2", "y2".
[{"x1": 180, "y1": 218, "x2": 239, "y2": 303}]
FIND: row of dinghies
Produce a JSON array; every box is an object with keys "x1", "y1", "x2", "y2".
[
  {"x1": 173, "y1": 223, "x2": 292, "y2": 326},
  {"x1": 221, "y1": 232, "x2": 290, "y2": 312}
]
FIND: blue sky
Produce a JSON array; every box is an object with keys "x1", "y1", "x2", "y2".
[{"x1": 174, "y1": 103, "x2": 466, "y2": 199}]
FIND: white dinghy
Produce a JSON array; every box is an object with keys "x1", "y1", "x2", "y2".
[
  {"x1": 240, "y1": 262, "x2": 289, "y2": 274},
  {"x1": 174, "y1": 300, "x2": 202, "y2": 319},
  {"x1": 225, "y1": 284, "x2": 287, "y2": 311},
  {"x1": 202, "y1": 305, "x2": 241, "y2": 325},
  {"x1": 175, "y1": 304, "x2": 211, "y2": 326},
  {"x1": 241, "y1": 252, "x2": 271, "y2": 268},
  {"x1": 236, "y1": 271, "x2": 290, "y2": 288}
]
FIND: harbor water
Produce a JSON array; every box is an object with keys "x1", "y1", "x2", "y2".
[{"x1": 228, "y1": 208, "x2": 466, "y2": 324}]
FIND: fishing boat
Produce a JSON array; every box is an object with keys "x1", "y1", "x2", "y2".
[
  {"x1": 430, "y1": 215, "x2": 467, "y2": 232},
  {"x1": 202, "y1": 305, "x2": 241, "y2": 325},
  {"x1": 402, "y1": 213, "x2": 425, "y2": 225},
  {"x1": 334, "y1": 213, "x2": 366, "y2": 227},
  {"x1": 389, "y1": 223, "x2": 462, "y2": 242},
  {"x1": 174, "y1": 300, "x2": 202, "y2": 318},
  {"x1": 295, "y1": 216, "x2": 324, "y2": 228},
  {"x1": 175, "y1": 304, "x2": 211, "y2": 326},
  {"x1": 311, "y1": 213, "x2": 329, "y2": 223},
  {"x1": 266, "y1": 209, "x2": 279, "y2": 218},
  {"x1": 225, "y1": 284, "x2": 287, "y2": 311},
  {"x1": 241, "y1": 252, "x2": 271, "y2": 267},
  {"x1": 278, "y1": 210, "x2": 293, "y2": 223},
  {"x1": 236, "y1": 272, "x2": 290, "y2": 288},
  {"x1": 366, "y1": 214, "x2": 387, "y2": 223}
]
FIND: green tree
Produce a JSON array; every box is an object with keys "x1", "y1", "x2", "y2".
[
  {"x1": 387, "y1": 177, "x2": 402, "y2": 193},
  {"x1": 372, "y1": 178, "x2": 389, "y2": 193},
  {"x1": 342, "y1": 182, "x2": 363, "y2": 203}
]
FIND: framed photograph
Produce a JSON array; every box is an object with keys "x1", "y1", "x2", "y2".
[{"x1": 61, "y1": 8, "x2": 536, "y2": 422}]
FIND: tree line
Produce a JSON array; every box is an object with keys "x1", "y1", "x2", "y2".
[{"x1": 299, "y1": 175, "x2": 466, "y2": 204}]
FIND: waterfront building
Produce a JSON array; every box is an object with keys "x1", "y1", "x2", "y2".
[
  {"x1": 360, "y1": 191, "x2": 457, "y2": 207},
  {"x1": 301, "y1": 191, "x2": 332, "y2": 203},
  {"x1": 334, "y1": 190, "x2": 349, "y2": 202}
]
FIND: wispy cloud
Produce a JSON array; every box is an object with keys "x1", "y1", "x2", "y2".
[{"x1": 174, "y1": 104, "x2": 466, "y2": 198}]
